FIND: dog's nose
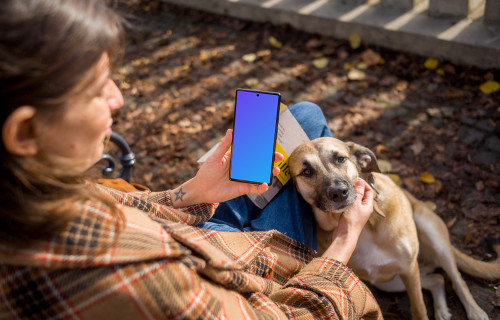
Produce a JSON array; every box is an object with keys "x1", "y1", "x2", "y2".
[{"x1": 326, "y1": 183, "x2": 349, "y2": 202}]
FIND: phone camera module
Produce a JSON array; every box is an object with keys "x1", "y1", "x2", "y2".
[{"x1": 257, "y1": 94, "x2": 259, "y2": 97}]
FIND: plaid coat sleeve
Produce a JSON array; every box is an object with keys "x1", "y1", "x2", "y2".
[
  {"x1": 0, "y1": 189, "x2": 382, "y2": 320},
  {"x1": 96, "y1": 183, "x2": 217, "y2": 226}
]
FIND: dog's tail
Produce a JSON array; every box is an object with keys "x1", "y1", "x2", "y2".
[{"x1": 452, "y1": 238, "x2": 500, "y2": 280}]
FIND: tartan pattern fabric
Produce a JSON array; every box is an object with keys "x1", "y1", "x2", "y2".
[{"x1": 0, "y1": 183, "x2": 382, "y2": 319}]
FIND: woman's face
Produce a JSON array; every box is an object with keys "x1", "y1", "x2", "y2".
[{"x1": 36, "y1": 55, "x2": 124, "y2": 173}]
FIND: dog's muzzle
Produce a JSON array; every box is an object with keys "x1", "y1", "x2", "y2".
[{"x1": 324, "y1": 179, "x2": 352, "y2": 202}]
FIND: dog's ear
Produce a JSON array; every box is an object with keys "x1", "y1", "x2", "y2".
[{"x1": 346, "y1": 142, "x2": 381, "y2": 173}]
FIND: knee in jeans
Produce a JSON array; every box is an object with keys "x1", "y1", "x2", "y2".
[{"x1": 289, "y1": 101, "x2": 325, "y2": 121}]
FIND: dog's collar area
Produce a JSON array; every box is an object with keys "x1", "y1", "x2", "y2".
[
  {"x1": 367, "y1": 173, "x2": 380, "y2": 195},
  {"x1": 367, "y1": 173, "x2": 385, "y2": 218}
]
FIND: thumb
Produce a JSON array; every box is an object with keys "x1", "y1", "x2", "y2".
[
  {"x1": 210, "y1": 129, "x2": 233, "y2": 160},
  {"x1": 354, "y1": 179, "x2": 374, "y2": 206}
]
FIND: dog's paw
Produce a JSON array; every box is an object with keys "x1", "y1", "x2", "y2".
[
  {"x1": 434, "y1": 308, "x2": 452, "y2": 320},
  {"x1": 466, "y1": 308, "x2": 488, "y2": 320}
]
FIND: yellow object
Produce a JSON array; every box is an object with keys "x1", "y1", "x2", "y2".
[
  {"x1": 424, "y1": 58, "x2": 439, "y2": 70},
  {"x1": 480, "y1": 81, "x2": 500, "y2": 94},
  {"x1": 312, "y1": 57, "x2": 329, "y2": 69},
  {"x1": 274, "y1": 143, "x2": 290, "y2": 185},
  {"x1": 268, "y1": 36, "x2": 283, "y2": 48},
  {"x1": 418, "y1": 172, "x2": 435, "y2": 184},
  {"x1": 349, "y1": 33, "x2": 362, "y2": 49}
]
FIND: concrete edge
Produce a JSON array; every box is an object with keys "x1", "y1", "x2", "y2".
[{"x1": 161, "y1": 0, "x2": 500, "y2": 69}]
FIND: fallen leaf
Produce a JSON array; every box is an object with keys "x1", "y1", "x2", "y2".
[
  {"x1": 424, "y1": 58, "x2": 439, "y2": 70},
  {"x1": 446, "y1": 216, "x2": 457, "y2": 228},
  {"x1": 464, "y1": 233, "x2": 472, "y2": 244},
  {"x1": 410, "y1": 141, "x2": 425, "y2": 155},
  {"x1": 160, "y1": 101, "x2": 171, "y2": 109},
  {"x1": 380, "y1": 75, "x2": 398, "y2": 86},
  {"x1": 479, "y1": 80, "x2": 500, "y2": 94},
  {"x1": 441, "y1": 64, "x2": 456, "y2": 74},
  {"x1": 484, "y1": 72, "x2": 495, "y2": 81},
  {"x1": 448, "y1": 88, "x2": 465, "y2": 98},
  {"x1": 268, "y1": 36, "x2": 283, "y2": 48},
  {"x1": 120, "y1": 81, "x2": 131, "y2": 90},
  {"x1": 361, "y1": 49, "x2": 381, "y2": 66},
  {"x1": 375, "y1": 144, "x2": 388, "y2": 157},
  {"x1": 396, "y1": 80, "x2": 408, "y2": 91},
  {"x1": 199, "y1": 52, "x2": 209, "y2": 61},
  {"x1": 343, "y1": 62, "x2": 354, "y2": 70},
  {"x1": 347, "y1": 69, "x2": 366, "y2": 81},
  {"x1": 306, "y1": 38, "x2": 322, "y2": 49},
  {"x1": 256, "y1": 49, "x2": 271, "y2": 57},
  {"x1": 168, "y1": 111, "x2": 180, "y2": 122},
  {"x1": 436, "y1": 68, "x2": 445, "y2": 76},
  {"x1": 387, "y1": 174, "x2": 401, "y2": 184},
  {"x1": 377, "y1": 159, "x2": 392, "y2": 173},
  {"x1": 245, "y1": 78, "x2": 259, "y2": 87},
  {"x1": 349, "y1": 33, "x2": 362, "y2": 49},
  {"x1": 475, "y1": 181, "x2": 485, "y2": 191},
  {"x1": 338, "y1": 50, "x2": 349, "y2": 60},
  {"x1": 418, "y1": 172, "x2": 435, "y2": 184},
  {"x1": 356, "y1": 62, "x2": 368, "y2": 70},
  {"x1": 242, "y1": 53, "x2": 257, "y2": 63},
  {"x1": 312, "y1": 57, "x2": 329, "y2": 69}
]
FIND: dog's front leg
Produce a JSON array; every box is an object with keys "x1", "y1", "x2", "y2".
[{"x1": 400, "y1": 260, "x2": 429, "y2": 320}]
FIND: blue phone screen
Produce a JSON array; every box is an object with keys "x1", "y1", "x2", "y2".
[{"x1": 230, "y1": 90, "x2": 280, "y2": 184}]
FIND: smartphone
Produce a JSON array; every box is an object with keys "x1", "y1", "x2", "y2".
[{"x1": 229, "y1": 89, "x2": 281, "y2": 185}]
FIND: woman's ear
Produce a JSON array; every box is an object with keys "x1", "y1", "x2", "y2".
[{"x1": 2, "y1": 106, "x2": 39, "y2": 156}]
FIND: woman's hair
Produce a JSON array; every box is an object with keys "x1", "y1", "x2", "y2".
[{"x1": 0, "y1": 0, "x2": 126, "y2": 245}]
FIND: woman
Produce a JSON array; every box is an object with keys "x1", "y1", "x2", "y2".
[{"x1": 0, "y1": 0, "x2": 382, "y2": 319}]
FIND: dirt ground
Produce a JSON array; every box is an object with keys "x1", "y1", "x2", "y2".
[{"x1": 99, "y1": 2, "x2": 500, "y2": 319}]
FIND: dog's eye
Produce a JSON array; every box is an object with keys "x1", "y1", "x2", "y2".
[
  {"x1": 337, "y1": 156, "x2": 346, "y2": 164},
  {"x1": 301, "y1": 168, "x2": 313, "y2": 177}
]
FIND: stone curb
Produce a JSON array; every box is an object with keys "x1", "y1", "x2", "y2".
[{"x1": 161, "y1": 0, "x2": 500, "y2": 69}]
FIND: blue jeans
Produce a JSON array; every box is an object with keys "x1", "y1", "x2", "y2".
[{"x1": 197, "y1": 102, "x2": 333, "y2": 250}]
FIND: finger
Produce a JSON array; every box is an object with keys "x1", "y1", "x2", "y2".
[
  {"x1": 255, "y1": 183, "x2": 269, "y2": 194},
  {"x1": 362, "y1": 183, "x2": 374, "y2": 206},
  {"x1": 272, "y1": 166, "x2": 281, "y2": 176},
  {"x1": 210, "y1": 129, "x2": 233, "y2": 160},
  {"x1": 354, "y1": 179, "x2": 366, "y2": 195},
  {"x1": 355, "y1": 179, "x2": 374, "y2": 205},
  {"x1": 273, "y1": 152, "x2": 284, "y2": 163},
  {"x1": 240, "y1": 182, "x2": 268, "y2": 195}
]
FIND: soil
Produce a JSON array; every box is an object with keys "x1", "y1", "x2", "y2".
[{"x1": 97, "y1": 2, "x2": 500, "y2": 319}]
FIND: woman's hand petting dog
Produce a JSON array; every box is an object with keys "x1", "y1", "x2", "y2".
[{"x1": 321, "y1": 179, "x2": 374, "y2": 264}]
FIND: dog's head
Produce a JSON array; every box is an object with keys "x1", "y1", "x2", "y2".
[{"x1": 289, "y1": 137, "x2": 380, "y2": 215}]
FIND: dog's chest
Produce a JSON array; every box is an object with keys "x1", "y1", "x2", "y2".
[{"x1": 349, "y1": 229, "x2": 414, "y2": 283}]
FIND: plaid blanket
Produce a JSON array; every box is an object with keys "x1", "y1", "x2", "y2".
[{"x1": 0, "y1": 183, "x2": 382, "y2": 319}]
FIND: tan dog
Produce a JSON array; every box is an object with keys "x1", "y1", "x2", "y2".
[{"x1": 289, "y1": 137, "x2": 500, "y2": 320}]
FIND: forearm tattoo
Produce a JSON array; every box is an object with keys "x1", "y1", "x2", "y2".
[{"x1": 174, "y1": 187, "x2": 186, "y2": 202}]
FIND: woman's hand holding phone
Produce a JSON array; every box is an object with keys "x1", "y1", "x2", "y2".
[{"x1": 169, "y1": 129, "x2": 283, "y2": 208}]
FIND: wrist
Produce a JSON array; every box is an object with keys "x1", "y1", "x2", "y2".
[
  {"x1": 332, "y1": 220, "x2": 363, "y2": 240},
  {"x1": 170, "y1": 177, "x2": 205, "y2": 208},
  {"x1": 321, "y1": 222, "x2": 362, "y2": 265}
]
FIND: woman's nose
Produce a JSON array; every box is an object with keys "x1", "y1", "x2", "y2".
[{"x1": 106, "y1": 79, "x2": 124, "y2": 110}]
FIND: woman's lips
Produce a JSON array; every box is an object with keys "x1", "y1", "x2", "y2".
[{"x1": 104, "y1": 120, "x2": 113, "y2": 136}]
